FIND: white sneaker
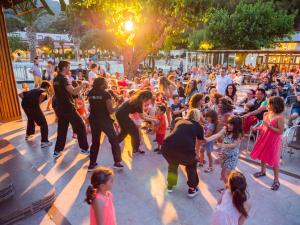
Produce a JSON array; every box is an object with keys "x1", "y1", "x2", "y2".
[{"x1": 41, "y1": 141, "x2": 53, "y2": 148}]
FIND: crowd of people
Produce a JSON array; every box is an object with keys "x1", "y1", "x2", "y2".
[{"x1": 20, "y1": 58, "x2": 300, "y2": 225}]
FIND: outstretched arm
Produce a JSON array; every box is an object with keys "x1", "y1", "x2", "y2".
[{"x1": 205, "y1": 128, "x2": 226, "y2": 142}]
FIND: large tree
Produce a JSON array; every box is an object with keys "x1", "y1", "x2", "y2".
[
  {"x1": 78, "y1": 0, "x2": 211, "y2": 78},
  {"x1": 202, "y1": 1, "x2": 296, "y2": 49},
  {"x1": 8, "y1": 35, "x2": 29, "y2": 52}
]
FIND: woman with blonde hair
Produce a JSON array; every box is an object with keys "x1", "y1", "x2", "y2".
[{"x1": 162, "y1": 108, "x2": 204, "y2": 197}]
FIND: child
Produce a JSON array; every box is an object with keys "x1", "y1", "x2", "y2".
[
  {"x1": 198, "y1": 109, "x2": 218, "y2": 173},
  {"x1": 212, "y1": 171, "x2": 250, "y2": 225},
  {"x1": 72, "y1": 81, "x2": 89, "y2": 138},
  {"x1": 85, "y1": 167, "x2": 116, "y2": 225},
  {"x1": 154, "y1": 105, "x2": 167, "y2": 153},
  {"x1": 170, "y1": 95, "x2": 185, "y2": 130},
  {"x1": 206, "y1": 116, "x2": 243, "y2": 190},
  {"x1": 250, "y1": 96, "x2": 285, "y2": 191}
]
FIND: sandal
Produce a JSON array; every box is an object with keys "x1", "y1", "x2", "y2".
[
  {"x1": 271, "y1": 181, "x2": 280, "y2": 191},
  {"x1": 253, "y1": 171, "x2": 266, "y2": 178},
  {"x1": 217, "y1": 188, "x2": 225, "y2": 193},
  {"x1": 204, "y1": 167, "x2": 214, "y2": 173}
]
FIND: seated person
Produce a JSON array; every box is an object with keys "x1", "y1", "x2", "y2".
[
  {"x1": 238, "y1": 89, "x2": 256, "y2": 108},
  {"x1": 242, "y1": 88, "x2": 268, "y2": 133},
  {"x1": 288, "y1": 93, "x2": 300, "y2": 127}
]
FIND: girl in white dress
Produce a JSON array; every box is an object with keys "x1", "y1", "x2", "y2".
[{"x1": 212, "y1": 171, "x2": 250, "y2": 225}]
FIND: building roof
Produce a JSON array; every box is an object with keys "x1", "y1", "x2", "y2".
[{"x1": 281, "y1": 32, "x2": 300, "y2": 42}]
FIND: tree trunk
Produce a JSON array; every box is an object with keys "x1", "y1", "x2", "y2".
[
  {"x1": 26, "y1": 26, "x2": 37, "y2": 62},
  {"x1": 61, "y1": 46, "x2": 65, "y2": 59}
]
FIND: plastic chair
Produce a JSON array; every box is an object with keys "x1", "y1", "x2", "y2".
[
  {"x1": 281, "y1": 125, "x2": 300, "y2": 159},
  {"x1": 246, "y1": 120, "x2": 263, "y2": 153}
]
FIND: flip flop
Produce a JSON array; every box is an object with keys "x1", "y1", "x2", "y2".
[{"x1": 253, "y1": 171, "x2": 266, "y2": 178}]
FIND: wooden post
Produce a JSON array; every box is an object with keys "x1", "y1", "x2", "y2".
[{"x1": 0, "y1": 7, "x2": 21, "y2": 122}]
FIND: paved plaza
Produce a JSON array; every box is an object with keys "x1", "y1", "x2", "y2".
[{"x1": 0, "y1": 99, "x2": 300, "y2": 225}]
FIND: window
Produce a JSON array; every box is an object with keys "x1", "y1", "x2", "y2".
[{"x1": 37, "y1": 35, "x2": 43, "y2": 40}]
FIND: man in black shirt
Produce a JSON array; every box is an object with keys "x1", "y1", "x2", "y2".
[
  {"x1": 53, "y1": 61, "x2": 89, "y2": 159},
  {"x1": 21, "y1": 81, "x2": 52, "y2": 148}
]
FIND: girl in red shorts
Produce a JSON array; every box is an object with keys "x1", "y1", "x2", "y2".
[{"x1": 154, "y1": 105, "x2": 167, "y2": 154}]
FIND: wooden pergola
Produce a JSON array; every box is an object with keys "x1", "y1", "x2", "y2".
[{"x1": 0, "y1": 0, "x2": 24, "y2": 122}]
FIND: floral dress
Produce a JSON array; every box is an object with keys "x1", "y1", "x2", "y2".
[{"x1": 221, "y1": 133, "x2": 240, "y2": 170}]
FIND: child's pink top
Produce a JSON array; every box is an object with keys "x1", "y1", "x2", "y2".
[{"x1": 90, "y1": 192, "x2": 116, "y2": 225}]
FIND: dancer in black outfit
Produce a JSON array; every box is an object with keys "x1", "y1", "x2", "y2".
[
  {"x1": 116, "y1": 90, "x2": 155, "y2": 154},
  {"x1": 53, "y1": 60, "x2": 89, "y2": 159},
  {"x1": 162, "y1": 109, "x2": 204, "y2": 197},
  {"x1": 21, "y1": 81, "x2": 52, "y2": 148},
  {"x1": 87, "y1": 77, "x2": 123, "y2": 171}
]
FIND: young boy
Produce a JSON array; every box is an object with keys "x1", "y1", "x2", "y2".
[
  {"x1": 154, "y1": 105, "x2": 167, "y2": 154},
  {"x1": 170, "y1": 95, "x2": 185, "y2": 129}
]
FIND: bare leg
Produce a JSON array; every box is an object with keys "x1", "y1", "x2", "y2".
[
  {"x1": 261, "y1": 161, "x2": 266, "y2": 173},
  {"x1": 273, "y1": 166, "x2": 279, "y2": 182},
  {"x1": 207, "y1": 152, "x2": 213, "y2": 168}
]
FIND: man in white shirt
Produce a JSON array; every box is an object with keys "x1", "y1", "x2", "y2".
[
  {"x1": 216, "y1": 68, "x2": 232, "y2": 95},
  {"x1": 88, "y1": 63, "x2": 98, "y2": 84},
  {"x1": 30, "y1": 59, "x2": 42, "y2": 88}
]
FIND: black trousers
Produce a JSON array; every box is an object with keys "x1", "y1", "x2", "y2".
[
  {"x1": 167, "y1": 159, "x2": 199, "y2": 188},
  {"x1": 23, "y1": 107, "x2": 48, "y2": 142},
  {"x1": 54, "y1": 110, "x2": 88, "y2": 153},
  {"x1": 116, "y1": 113, "x2": 140, "y2": 152},
  {"x1": 89, "y1": 118, "x2": 122, "y2": 165}
]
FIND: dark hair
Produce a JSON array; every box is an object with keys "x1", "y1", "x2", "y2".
[
  {"x1": 189, "y1": 93, "x2": 204, "y2": 109},
  {"x1": 129, "y1": 90, "x2": 153, "y2": 108},
  {"x1": 210, "y1": 92, "x2": 223, "y2": 104},
  {"x1": 40, "y1": 81, "x2": 50, "y2": 89},
  {"x1": 227, "y1": 171, "x2": 248, "y2": 218},
  {"x1": 185, "y1": 80, "x2": 198, "y2": 96},
  {"x1": 256, "y1": 88, "x2": 266, "y2": 96},
  {"x1": 219, "y1": 98, "x2": 234, "y2": 114},
  {"x1": 71, "y1": 80, "x2": 78, "y2": 88},
  {"x1": 204, "y1": 109, "x2": 218, "y2": 133},
  {"x1": 227, "y1": 116, "x2": 243, "y2": 140},
  {"x1": 173, "y1": 95, "x2": 179, "y2": 99},
  {"x1": 91, "y1": 63, "x2": 98, "y2": 69},
  {"x1": 268, "y1": 96, "x2": 284, "y2": 114},
  {"x1": 92, "y1": 77, "x2": 106, "y2": 91},
  {"x1": 225, "y1": 84, "x2": 237, "y2": 100},
  {"x1": 157, "y1": 104, "x2": 166, "y2": 113},
  {"x1": 85, "y1": 167, "x2": 113, "y2": 205},
  {"x1": 58, "y1": 60, "x2": 70, "y2": 72}
]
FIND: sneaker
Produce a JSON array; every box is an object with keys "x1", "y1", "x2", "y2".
[
  {"x1": 25, "y1": 135, "x2": 34, "y2": 141},
  {"x1": 113, "y1": 162, "x2": 124, "y2": 170},
  {"x1": 153, "y1": 148, "x2": 160, "y2": 152},
  {"x1": 88, "y1": 163, "x2": 98, "y2": 172},
  {"x1": 41, "y1": 141, "x2": 53, "y2": 148},
  {"x1": 204, "y1": 167, "x2": 213, "y2": 173},
  {"x1": 80, "y1": 149, "x2": 90, "y2": 155},
  {"x1": 187, "y1": 187, "x2": 199, "y2": 198},
  {"x1": 53, "y1": 151, "x2": 62, "y2": 159},
  {"x1": 167, "y1": 186, "x2": 173, "y2": 193},
  {"x1": 134, "y1": 149, "x2": 145, "y2": 154}
]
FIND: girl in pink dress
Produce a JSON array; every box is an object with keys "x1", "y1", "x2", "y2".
[
  {"x1": 85, "y1": 168, "x2": 117, "y2": 225},
  {"x1": 250, "y1": 96, "x2": 285, "y2": 191}
]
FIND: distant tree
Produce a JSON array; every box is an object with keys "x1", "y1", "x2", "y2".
[
  {"x1": 38, "y1": 36, "x2": 54, "y2": 54},
  {"x1": 80, "y1": 29, "x2": 115, "y2": 51},
  {"x1": 8, "y1": 36, "x2": 29, "y2": 52},
  {"x1": 205, "y1": 1, "x2": 296, "y2": 49},
  {"x1": 59, "y1": 40, "x2": 65, "y2": 58}
]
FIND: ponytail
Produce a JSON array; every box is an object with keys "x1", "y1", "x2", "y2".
[
  {"x1": 85, "y1": 185, "x2": 97, "y2": 205},
  {"x1": 85, "y1": 167, "x2": 113, "y2": 205},
  {"x1": 232, "y1": 189, "x2": 248, "y2": 218}
]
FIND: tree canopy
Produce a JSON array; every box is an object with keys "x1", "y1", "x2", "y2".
[
  {"x1": 8, "y1": 36, "x2": 29, "y2": 52},
  {"x1": 191, "y1": 1, "x2": 297, "y2": 50}
]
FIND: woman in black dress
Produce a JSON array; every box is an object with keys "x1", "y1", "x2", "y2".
[{"x1": 116, "y1": 90, "x2": 156, "y2": 154}]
